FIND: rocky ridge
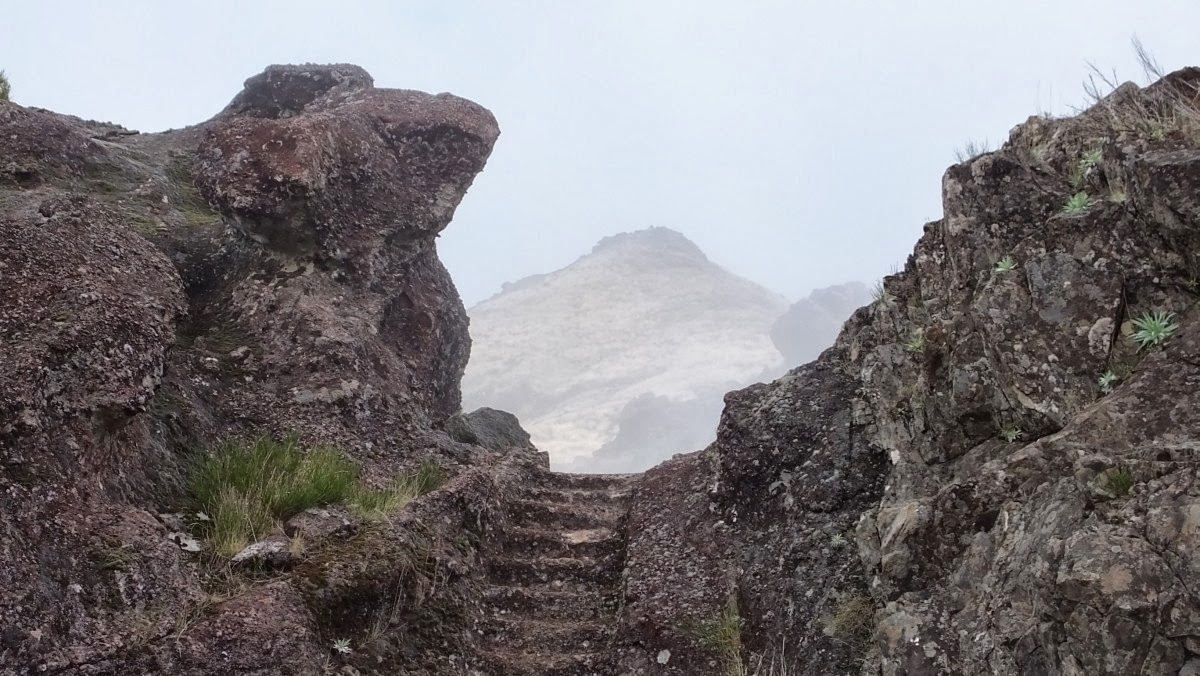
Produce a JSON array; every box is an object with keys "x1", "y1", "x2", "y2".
[
  {"x1": 0, "y1": 64, "x2": 560, "y2": 675},
  {"x1": 4, "y1": 60, "x2": 1200, "y2": 676},
  {"x1": 619, "y1": 68, "x2": 1200, "y2": 675}
]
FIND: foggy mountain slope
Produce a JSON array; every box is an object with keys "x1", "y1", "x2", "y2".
[
  {"x1": 770, "y1": 281, "x2": 872, "y2": 365},
  {"x1": 462, "y1": 227, "x2": 788, "y2": 468}
]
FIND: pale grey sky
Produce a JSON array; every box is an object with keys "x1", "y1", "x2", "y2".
[{"x1": 4, "y1": 1, "x2": 1197, "y2": 304}]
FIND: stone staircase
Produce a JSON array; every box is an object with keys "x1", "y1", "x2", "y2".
[{"x1": 474, "y1": 471, "x2": 637, "y2": 675}]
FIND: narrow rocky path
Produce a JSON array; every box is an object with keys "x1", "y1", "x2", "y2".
[{"x1": 475, "y1": 471, "x2": 637, "y2": 675}]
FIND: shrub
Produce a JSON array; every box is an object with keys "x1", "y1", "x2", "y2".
[
  {"x1": 0, "y1": 70, "x2": 9, "y2": 102},
  {"x1": 954, "y1": 139, "x2": 991, "y2": 163},
  {"x1": 1130, "y1": 310, "x2": 1178, "y2": 350},
  {"x1": 870, "y1": 280, "x2": 892, "y2": 308}
]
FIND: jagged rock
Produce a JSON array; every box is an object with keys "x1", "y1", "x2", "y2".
[
  {"x1": 0, "y1": 64, "x2": 514, "y2": 674},
  {"x1": 623, "y1": 67, "x2": 1200, "y2": 675}
]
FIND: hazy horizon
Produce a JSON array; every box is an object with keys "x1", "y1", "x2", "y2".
[{"x1": 4, "y1": 2, "x2": 1197, "y2": 304}]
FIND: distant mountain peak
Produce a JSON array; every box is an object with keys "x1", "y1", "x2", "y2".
[{"x1": 589, "y1": 226, "x2": 708, "y2": 262}]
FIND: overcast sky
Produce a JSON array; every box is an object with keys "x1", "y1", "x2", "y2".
[{"x1": 4, "y1": 1, "x2": 1197, "y2": 305}]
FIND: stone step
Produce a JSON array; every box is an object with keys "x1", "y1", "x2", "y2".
[
  {"x1": 520, "y1": 484, "x2": 633, "y2": 505},
  {"x1": 505, "y1": 498, "x2": 623, "y2": 531},
  {"x1": 483, "y1": 583, "x2": 617, "y2": 622},
  {"x1": 487, "y1": 555, "x2": 620, "y2": 587},
  {"x1": 542, "y1": 472, "x2": 639, "y2": 491},
  {"x1": 477, "y1": 616, "x2": 613, "y2": 653},
  {"x1": 498, "y1": 525, "x2": 623, "y2": 560},
  {"x1": 474, "y1": 648, "x2": 615, "y2": 676}
]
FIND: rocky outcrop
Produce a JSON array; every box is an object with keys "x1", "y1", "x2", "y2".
[
  {"x1": 0, "y1": 64, "x2": 537, "y2": 674},
  {"x1": 463, "y1": 226, "x2": 789, "y2": 471},
  {"x1": 619, "y1": 69, "x2": 1200, "y2": 674}
]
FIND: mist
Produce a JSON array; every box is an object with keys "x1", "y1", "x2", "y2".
[{"x1": 5, "y1": 1, "x2": 1197, "y2": 469}]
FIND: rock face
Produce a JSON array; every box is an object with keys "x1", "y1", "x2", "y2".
[
  {"x1": 0, "y1": 64, "x2": 536, "y2": 674},
  {"x1": 619, "y1": 69, "x2": 1200, "y2": 674},
  {"x1": 462, "y1": 226, "x2": 790, "y2": 471}
]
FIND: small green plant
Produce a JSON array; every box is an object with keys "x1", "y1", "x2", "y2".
[
  {"x1": 0, "y1": 70, "x2": 9, "y2": 102},
  {"x1": 903, "y1": 331, "x2": 925, "y2": 353},
  {"x1": 822, "y1": 592, "x2": 875, "y2": 658},
  {"x1": 1079, "y1": 147, "x2": 1103, "y2": 171},
  {"x1": 1108, "y1": 188, "x2": 1128, "y2": 204},
  {"x1": 871, "y1": 280, "x2": 893, "y2": 308},
  {"x1": 1130, "y1": 310, "x2": 1178, "y2": 350},
  {"x1": 1001, "y1": 427, "x2": 1023, "y2": 443},
  {"x1": 689, "y1": 596, "x2": 746, "y2": 676},
  {"x1": 332, "y1": 637, "x2": 353, "y2": 655},
  {"x1": 1062, "y1": 192, "x2": 1093, "y2": 215},
  {"x1": 1098, "y1": 467, "x2": 1134, "y2": 497},
  {"x1": 1098, "y1": 369, "x2": 1119, "y2": 393},
  {"x1": 829, "y1": 533, "x2": 847, "y2": 548},
  {"x1": 994, "y1": 255, "x2": 1017, "y2": 273}
]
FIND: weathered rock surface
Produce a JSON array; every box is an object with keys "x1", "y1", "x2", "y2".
[
  {"x1": 0, "y1": 64, "x2": 532, "y2": 674},
  {"x1": 620, "y1": 68, "x2": 1200, "y2": 674}
]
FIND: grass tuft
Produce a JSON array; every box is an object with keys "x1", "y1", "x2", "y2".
[
  {"x1": 0, "y1": 70, "x2": 9, "y2": 102},
  {"x1": 690, "y1": 597, "x2": 747, "y2": 676},
  {"x1": 349, "y1": 458, "x2": 447, "y2": 521},
  {"x1": 822, "y1": 591, "x2": 875, "y2": 659},
  {"x1": 1099, "y1": 467, "x2": 1135, "y2": 497},
  {"x1": 189, "y1": 435, "x2": 357, "y2": 556}
]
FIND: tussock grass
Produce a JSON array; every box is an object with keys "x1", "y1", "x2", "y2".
[
  {"x1": 821, "y1": 591, "x2": 876, "y2": 659},
  {"x1": 189, "y1": 435, "x2": 447, "y2": 556},
  {"x1": 350, "y1": 458, "x2": 447, "y2": 521},
  {"x1": 190, "y1": 435, "x2": 356, "y2": 556},
  {"x1": 688, "y1": 596, "x2": 747, "y2": 676}
]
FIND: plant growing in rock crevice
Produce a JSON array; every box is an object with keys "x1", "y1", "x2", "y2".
[
  {"x1": 1098, "y1": 369, "x2": 1120, "y2": 393},
  {"x1": 687, "y1": 595, "x2": 747, "y2": 676},
  {"x1": 994, "y1": 255, "x2": 1017, "y2": 273},
  {"x1": 0, "y1": 70, "x2": 9, "y2": 101},
  {"x1": 188, "y1": 435, "x2": 445, "y2": 556},
  {"x1": 1098, "y1": 467, "x2": 1134, "y2": 497},
  {"x1": 821, "y1": 591, "x2": 875, "y2": 662},
  {"x1": 1062, "y1": 192, "x2": 1093, "y2": 215},
  {"x1": 1130, "y1": 310, "x2": 1178, "y2": 350}
]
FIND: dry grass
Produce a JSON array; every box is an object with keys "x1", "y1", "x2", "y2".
[
  {"x1": 821, "y1": 591, "x2": 876, "y2": 659},
  {"x1": 689, "y1": 596, "x2": 747, "y2": 676},
  {"x1": 349, "y1": 458, "x2": 447, "y2": 522},
  {"x1": 1077, "y1": 38, "x2": 1200, "y2": 143}
]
